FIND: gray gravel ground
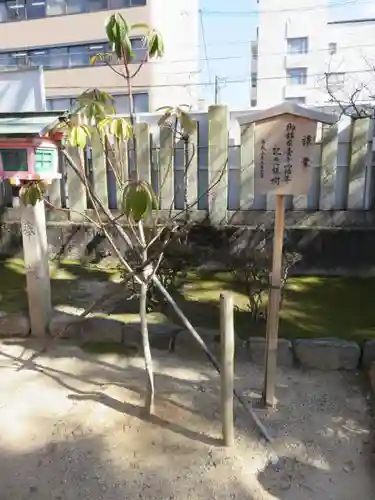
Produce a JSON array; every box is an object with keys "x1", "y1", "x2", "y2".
[{"x1": 0, "y1": 339, "x2": 373, "y2": 500}]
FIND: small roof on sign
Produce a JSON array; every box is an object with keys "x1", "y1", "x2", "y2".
[
  {"x1": 0, "y1": 111, "x2": 62, "y2": 137},
  {"x1": 237, "y1": 101, "x2": 338, "y2": 126}
]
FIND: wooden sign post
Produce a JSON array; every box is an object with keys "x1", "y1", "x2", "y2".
[{"x1": 238, "y1": 102, "x2": 337, "y2": 408}]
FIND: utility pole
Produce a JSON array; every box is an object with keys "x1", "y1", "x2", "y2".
[{"x1": 215, "y1": 76, "x2": 220, "y2": 104}]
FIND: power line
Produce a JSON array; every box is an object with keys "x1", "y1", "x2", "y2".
[
  {"x1": 45, "y1": 66, "x2": 375, "y2": 90},
  {"x1": 201, "y1": 0, "x2": 375, "y2": 16},
  {"x1": 199, "y1": 8, "x2": 212, "y2": 86}
]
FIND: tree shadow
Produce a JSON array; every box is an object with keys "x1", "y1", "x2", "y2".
[
  {"x1": 258, "y1": 455, "x2": 334, "y2": 499},
  {"x1": 0, "y1": 342, "x2": 228, "y2": 447},
  {"x1": 0, "y1": 434, "x2": 257, "y2": 499},
  {"x1": 0, "y1": 338, "x2": 373, "y2": 499}
]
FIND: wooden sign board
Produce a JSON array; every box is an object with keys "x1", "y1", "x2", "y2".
[{"x1": 254, "y1": 113, "x2": 318, "y2": 195}]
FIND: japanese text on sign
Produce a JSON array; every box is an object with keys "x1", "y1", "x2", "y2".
[
  {"x1": 254, "y1": 114, "x2": 318, "y2": 195},
  {"x1": 271, "y1": 147, "x2": 281, "y2": 185},
  {"x1": 284, "y1": 122, "x2": 295, "y2": 184}
]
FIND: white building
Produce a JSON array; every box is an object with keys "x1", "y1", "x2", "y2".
[{"x1": 256, "y1": 0, "x2": 375, "y2": 108}]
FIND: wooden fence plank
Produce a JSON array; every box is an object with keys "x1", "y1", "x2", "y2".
[
  {"x1": 105, "y1": 139, "x2": 129, "y2": 211},
  {"x1": 320, "y1": 123, "x2": 338, "y2": 210},
  {"x1": 347, "y1": 117, "x2": 373, "y2": 209},
  {"x1": 174, "y1": 137, "x2": 185, "y2": 210},
  {"x1": 186, "y1": 120, "x2": 198, "y2": 210},
  {"x1": 135, "y1": 123, "x2": 151, "y2": 184},
  {"x1": 159, "y1": 126, "x2": 174, "y2": 210},
  {"x1": 305, "y1": 142, "x2": 323, "y2": 210},
  {"x1": 66, "y1": 145, "x2": 87, "y2": 221},
  {"x1": 208, "y1": 105, "x2": 229, "y2": 225},
  {"x1": 90, "y1": 131, "x2": 108, "y2": 209},
  {"x1": 240, "y1": 123, "x2": 254, "y2": 209}
]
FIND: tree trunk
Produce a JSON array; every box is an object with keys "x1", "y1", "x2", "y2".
[
  {"x1": 140, "y1": 277, "x2": 154, "y2": 415},
  {"x1": 138, "y1": 221, "x2": 154, "y2": 415}
]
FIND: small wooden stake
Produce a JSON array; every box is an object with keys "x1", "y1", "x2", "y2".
[
  {"x1": 220, "y1": 292, "x2": 235, "y2": 446},
  {"x1": 263, "y1": 194, "x2": 285, "y2": 407}
]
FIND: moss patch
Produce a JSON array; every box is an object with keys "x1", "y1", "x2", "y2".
[{"x1": 1, "y1": 259, "x2": 375, "y2": 342}]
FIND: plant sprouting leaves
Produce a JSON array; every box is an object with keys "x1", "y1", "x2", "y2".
[
  {"x1": 145, "y1": 29, "x2": 164, "y2": 59},
  {"x1": 77, "y1": 89, "x2": 116, "y2": 120},
  {"x1": 157, "y1": 105, "x2": 195, "y2": 138},
  {"x1": 19, "y1": 181, "x2": 47, "y2": 207},
  {"x1": 122, "y1": 181, "x2": 158, "y2": 222},
  {"x1": 98, "y1": 117, "x2": 133, "y2": 142},
  {"x1": 68, "y1": 124, "x2": 91, "y2": 149},
  {"x1": 105, "y1": 12, "x2": 134, "y2": 61}
]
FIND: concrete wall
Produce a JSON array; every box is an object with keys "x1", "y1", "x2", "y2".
[{"x1": 2, "y1": 222, "x2": 375, "y2": 276}]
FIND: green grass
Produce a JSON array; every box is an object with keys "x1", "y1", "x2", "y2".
[
  {"x1": 173, "y1": 272, "x2": 375, "y2": 342},
  {"x1": 1, "y1": 258, "x2": 374, "y2": 342}
]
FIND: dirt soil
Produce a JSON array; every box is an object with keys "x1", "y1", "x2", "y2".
[{"x1": 0, "y1": 339, "x2": 373, "y2": 500}]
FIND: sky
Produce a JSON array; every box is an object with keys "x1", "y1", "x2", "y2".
[{"x1": 198, "y1": 0, "x2": 375, "y2": 109}]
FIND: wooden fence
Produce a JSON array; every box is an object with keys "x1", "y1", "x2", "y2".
[{"x1": 1, "y1": 105, "x2": 375, "y2": 228}]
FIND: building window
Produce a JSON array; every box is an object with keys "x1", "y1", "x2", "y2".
[
  {"x1": 251, "y1": 99, "x2": 257, "y2": 107},
  {"x1": 66, "y1": 0, "x2": 85, "y2": 14},
  {"x1": 29, "y1": 49, "x2": 49, "y2": 67},
  {"x1": 0, "y1": 38, "x2": 144, "y2": 70},
  {"x1": 327, "y1": 72, "x2": 345, "y2": 89},
  {"x1": 69, "y1": 44, "x2": 90, "y2": 67},
  {"x1": 47, "y1": 47, "x2": 69, "y2": 68},
  {"x1": 0, "y1": 0, "x2": 147, "y2": 21},
  {"x1": 47, "y1": 93, "x2": 149, "y2": 113},
  {"x1": 0, "y1": 149, "x2": 28, "y2": 172},
  {"x1": 34, "y1": 148, "x2": 54, "y2": 173},
  {"x1": 287, "y1": 37, "x2": 308, "y2": 55},
  {"x1": 5, "y1": 0, "x2": 27, "y2": 21},
  {"x1": 114, "y1": 93, "x2": 149, "y2": 113},
  {"x1": 109, "y1": 0, "x2": 146, "y2": 7},
  {"x1": 328, "y1": 42, "x2": 337, "y2": 55},
  {"x1": 46, "y1": 97, "x2": 76, "y2": 110},
  {"x1": 287, "y1": 67, "x2": 307, "y2": 85},
  {"x1": 285, "y1": 97, "x2": 306, "y2": 104},
  {"x1": 88, "y1": 0, "x2": 107, "y2": 11},
  {"x1": 251, "y1": 42, "x2": 258, "y2": 59},
  {"x1": 10, "y1": 51, "x2": 29, "y2": 68},
  {"x1": 26, "y1": 0, "x2": 46, "y2": 19},
  {"x1": 46, "y1": 0, "x2": 66, "y2": 16},
  {"x1": 251, "y1": 73, "x2": 257, "y2": 88},
  {"x1": 131, "y1": 37, "x2": 148, "y2": 63},
  {"x1": 0, "y1": 53, "x2": 13, "y2": 68}
]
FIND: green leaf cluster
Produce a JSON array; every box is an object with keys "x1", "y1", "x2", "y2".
[
  {"x1": 122, "y1": 181, "x2": 158, "y2": 222},
  {"x1": 104, "y1": 13, "x2": 164, "y2": 62},
  {"x1": 19, "y1": 181, "x2": 47, "y2": 206}
]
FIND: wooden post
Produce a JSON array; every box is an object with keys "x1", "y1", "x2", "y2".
[
  {"x1": 220, "y1": 292, "x2": 235, "y2": 446},
  {"x1": 21, "y1": 199, "x2": 51, "y2": 337},
  {"x1": 263, "y1": 194, "x2": 285, "y2": 407}
]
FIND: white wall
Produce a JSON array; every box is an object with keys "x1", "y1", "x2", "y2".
[
  {"x1": 0, "y1": 67, "x2": 46, "y2": 112},
  {"x1": 148, "y1": 0, "x2": 200, "y2": 111}
]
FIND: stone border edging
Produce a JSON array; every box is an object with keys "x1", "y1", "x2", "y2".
[{"x1": 2, "y1": 311, "x2": 375, "y2": 371}]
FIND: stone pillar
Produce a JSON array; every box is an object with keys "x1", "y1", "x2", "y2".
[{"x1": 21, "y1": 199, "x2": 51, "y2": 337}]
